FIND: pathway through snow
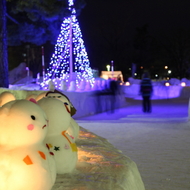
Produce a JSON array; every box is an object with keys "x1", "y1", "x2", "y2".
[{"x1": 77, "y1": 98, "x2": 190, "y2": 190}]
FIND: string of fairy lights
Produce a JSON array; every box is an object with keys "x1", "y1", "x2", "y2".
[{"x1": 41, "y1": 0, "x2": 95, "y2": 89}]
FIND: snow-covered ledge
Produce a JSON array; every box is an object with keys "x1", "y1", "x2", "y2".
[
  {"x1": 0, "y1": 88, "x2": 145, "y2": 189},
  {"x1": 52, "y1": 127, "x2": 145, "y2": 190}
]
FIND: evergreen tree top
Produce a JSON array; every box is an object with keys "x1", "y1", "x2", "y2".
[{"x1": 7, "y1": 0, "x2": 86, "y2": 46}]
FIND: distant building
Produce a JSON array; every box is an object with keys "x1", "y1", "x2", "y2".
[{"x1": 100, "y1": 71, "x2": 124, "y2": 82}]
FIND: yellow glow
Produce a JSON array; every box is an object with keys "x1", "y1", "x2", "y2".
[
  {"x1": 77, "y1": 148, "x2": 103, "y2": 163},
  {"x1": 102, "y1": 74, "x2": 108, "y2": 79},
  {"x1": 0, "y1": 91, "x2": 16, "y2": 106},
  {"x1": 106, "y1": 65, "x2": 110, "y2": 71},
  {"x1": 165, "y1": 82, "x2": 170, "y2": 86},
  {"x1": 0, "y1": 100, "x2": 56, "y2": 190},
  {"x1": 100, "y1": 71, "x2": 123, "y2": 82},
  {"x1": 79, "y1": 130, "x2": 96, "y2": 139}
]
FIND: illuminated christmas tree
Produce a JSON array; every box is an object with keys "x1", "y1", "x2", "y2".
[{"x1": 41, "y1": 0, "x2": 94, "y2": 90}]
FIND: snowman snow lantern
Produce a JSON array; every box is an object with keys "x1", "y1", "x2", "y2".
[
  {"x1": 0, "y1": 99, "x2": 56, "y2": 190},
  {"x1": 45, "y1": 90, "x2": 79, "y2": 140},
  {"x1": 45, "y1": 89, "x2": 76, "y2": 116},
  {"x1": 38, "y1": 97, "x2": 78, "y2": 174}
]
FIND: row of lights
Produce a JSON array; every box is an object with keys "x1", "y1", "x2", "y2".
[
  {"x1": 127, "y1": 65, "x2": 172, "y2": 78},
  {"x1": 124, "y1": 81, "x2": 187, "y2": 87},
  {"x1": 165, "y1": 82, "x2": 186, "y2": 87}
]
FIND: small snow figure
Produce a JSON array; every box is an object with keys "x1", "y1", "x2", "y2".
[
  {"x1": 37, "y1": 98, "x2": 78, "y2": 174},
  {"x1": 0, "y1": 99, "x2": 56, "y2": 190},
  {"x1": 45, "y1": 90, "x2": 79, "y2": 140},
  {"x1": 60, "y1": 80, "x2": 67, "y2": 91},
  {"x1": 48, "y1": 80, "x2": 55, "y2": 91},
  {"x1": 68, "y1": 81, "x2": 76, "y2": 91},
  {"x1": 45, "y1": 89, "x2": 77, "y2": 116}
]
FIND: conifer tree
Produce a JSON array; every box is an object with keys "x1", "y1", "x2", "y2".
[{"x1": 41, "y1": 0, "x2": 94, "y2": 89}]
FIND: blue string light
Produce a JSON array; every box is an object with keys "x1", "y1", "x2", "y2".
[{"x1": 41, "y1": 0, "x2": 95, "y2": 89}]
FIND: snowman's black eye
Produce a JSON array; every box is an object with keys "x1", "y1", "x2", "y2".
[{"x1": 31, "y1": 115, "x2": 36, "y2": 120}]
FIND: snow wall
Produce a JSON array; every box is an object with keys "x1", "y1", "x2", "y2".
[
  {"x1": 1, "y1": 84, "x2": 190, "y2": 118},
  {"x1": 0, "y1": 88, "x2": 127, "y2": 119},
  {"x1": 124, "y1": 84, "x2": 190, "y2": 99}
]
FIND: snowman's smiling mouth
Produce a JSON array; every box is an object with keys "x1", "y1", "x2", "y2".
[{"x1": 42, "y1": 125, "x2": 46, "y2": 129}]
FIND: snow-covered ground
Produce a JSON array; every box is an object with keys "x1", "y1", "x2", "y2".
[
  {"x1": 5, "y1": 64, "x2": 190, "y2": 189},
  {"x1": 76, "y1": 97, "x2": 190, "y2": 190},
  {"x1": 1, "y1": 80, "x2": 190, "y2": 189}
]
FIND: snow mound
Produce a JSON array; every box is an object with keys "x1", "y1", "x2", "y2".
[{"x1": 52, "y1": 127, "x2": 145, "y2": 190}]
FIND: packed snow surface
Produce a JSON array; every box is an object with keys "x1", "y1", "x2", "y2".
[{"x1": 77, "y1": 98, "x2": 190, "y2": 190}]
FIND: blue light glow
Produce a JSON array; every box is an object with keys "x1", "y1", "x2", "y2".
[{"x1": 41, "y1": 0, "x2": 95, "y2": 89}]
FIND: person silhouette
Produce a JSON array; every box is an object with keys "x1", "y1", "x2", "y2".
[
  {"x1": 108, "y1": 79, "x2": 119, "y2": 113},
  {"x1": 140, "y1": 72, "x2": 153, "y2": 113}
]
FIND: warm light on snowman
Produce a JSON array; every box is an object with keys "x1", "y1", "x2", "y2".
[
  {"x1": 0, "y1": 91, "x2": 16, "y2": 106},
  {"x1": 45, "y1": 89, "x2": 76, "y2": 116},
  {"x1": 44, "y1": 90, "x2": 79, "y2": 139},
  {"x1": 0, "y1": 99, "x2": 56, "y2": 190},
  {"x1": 38, "y1": 96, "x2": 78, "y2": 174}
]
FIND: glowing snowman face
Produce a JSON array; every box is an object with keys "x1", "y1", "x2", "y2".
[
  {"x1": 37, "y1": 98, "x2": 71, "y2": 134},
  {"x1": 46, "y1": 92, "x2": 72, "y2": 114},
  {"x1": 0, "y1": 100, "x2": 48, "y2": 147}
]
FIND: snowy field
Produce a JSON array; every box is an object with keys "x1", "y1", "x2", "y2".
[{"x1": 76, "y1": 97, "x2": 190, "y2": 190}]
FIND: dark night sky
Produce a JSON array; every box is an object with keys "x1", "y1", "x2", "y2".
[
  {"x1": 77, "y1": 0, "x2": 190, "y2": 70},
  {"x1": 80, "y1": 0, "x2": 190, "y2": 34}
]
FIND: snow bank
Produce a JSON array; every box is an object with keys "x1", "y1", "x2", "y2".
[
  {"x1": 0, "y1": 88, "x2": 127, "y2": 119},
  {"x1": 123, "y1": 83, "x2": 190, "y2": 99},
  {"x1": 52, "y1": 127, "x2": 145, "y2": 190}
]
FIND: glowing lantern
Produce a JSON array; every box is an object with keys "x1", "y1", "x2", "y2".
[
  {"x1": 106, "y1": 65, "x2": 110, "y2": 71},
  {"x1": 125, "y1": 82, "x2": 130, "y2": 86},
  {"x1": 181, "y1": 82, "x2": 186, "y2": 87},
  {"x1": 165, "y1": 82, "x2": 170, "y2": 86},
  {"x1": 37, "y1": 97, "x2": 78, "y2": 174}
]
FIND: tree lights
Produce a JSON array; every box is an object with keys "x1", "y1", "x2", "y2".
[{"x1": 41, "y1": 0, "x2": 94, "y2": 90}]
